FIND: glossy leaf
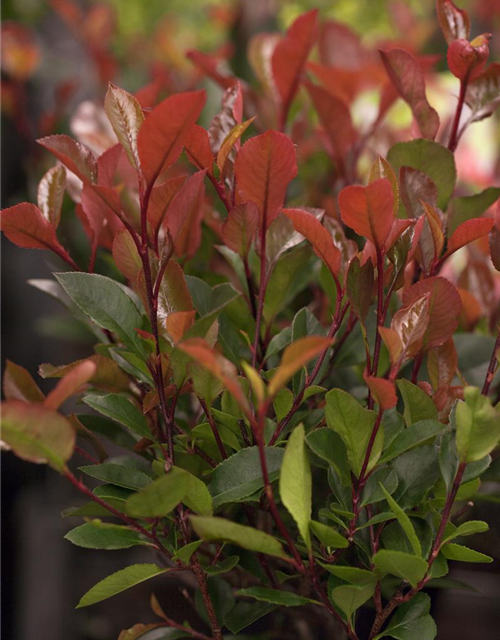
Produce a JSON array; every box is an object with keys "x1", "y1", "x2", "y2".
[
  {"x1": 446, "y1": 217, "x2": 494, "y2": 256},
  {"x1": 338, "y1": 178, "x2": 395, "y2": 249},
  {"x1": 104, "y1": 83, "x2": 144, "y2": 170},
  {"x1": 37, "y1": 165, "x2": 66, "y2": 228},
  {"x1": 384, "y1": 293, "x2": 431, "y2": 364},
  {"x1": 83, "y1": 394, "x2": 152, "y2": 440},
  {"x1": 79, "y1": 463, "x2": 152, "y2": 491},
  {"x1": 234, "y1": 130, "x2": 297, "y2": 228},
  {"x1": 441, "y1": 543, "x2": 492, "y2": 563},
  {"x1": 455, "y1": 386, "x2": 499, "y2": 463},
  {"x1": 427, "y1": 338, "x2": 458, "y2": 390},
  {"x1": 38, "y1": 134, "x2": 97, "y2": 184},
  {"x1": 190, "y1": 516, "x2": 287, "y2": 558},
  {"x1": 283, "y1": 208, "x2": 341, "y2": 277},
  {"x1": 380, "y1": 48, "x2": 439, "y2": 140},
  {"x1": 280, "y1": 424, "x2": 312, "y2": 549},
  {"x1": 437, "y1": 0, "x2": 470, "y2": 44},
  {"x1": 447, "y1": 35, "x2": 491, "y2": 83},
  {"x1": 402, "y1": 277, "x2": 461, "y2": 350},
  {"x1": 379, "y1": 420, "x2": 445, "y2": 464},
  {"x1": 137, "y1": 90, "x2": 206, "y2": 186},
  {"x1": 209, "y1": 446, "x2": 284, "y2": 508},
  {"x1": 217, "y1": 117, "x2": 255, "y2": 175},
  {"x1": 77, "y1": 564, "x2": 168, "y2": 608},
  {"x1": 65, "y1": 521, "x2": 146, "y2": 550},
  {"x1": 126, "y1": 467, "x2": 191, "y2": 517},
  {"x1": 373, "y1": 592, "x2": 436, "y2": 640},
  {"x1": 56, "y1": 273, "x2": 148, "y2": 359},
  {"x1": 1, "y1": 400, "x2": 75, "y2": 471},
  {"x1": 238, "y1": 587, "x2": 317, "y2": 607},
  {"x1": 397, "y1": 380, "x2": 438, "y2": 426}
]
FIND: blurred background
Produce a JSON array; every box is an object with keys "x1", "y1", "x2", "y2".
[{"x1": 2, "y1": 1, "x2": 500, "y2": 639}]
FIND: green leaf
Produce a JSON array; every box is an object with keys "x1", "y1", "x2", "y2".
[
  {"x1": 65, "y1": 521, "x2": 147, "y2": 550},
  {"x1": 77, "y1": 564, "x2": 168, "y2": 608},
  {"x1": 448, "y1": 187, "x2": 500, "y2": 235},
  {"x1": 280, "y1": 424, "x2": 312, "y2": 549},
  {"x1": 190, "y1": 516, "x2": 287, "y2": 559},
  {"x1": 306, "y1": 427, "x2": 351, "y2": 483},
  {"x1": 379, "y1": 484, "x2": 421, "y2": 556},
  {"x1": 224, "y1": 601, "x2": 277, "y2": 634},
  {"x1": 319, "y1": 565, "x2": 377, "y2": 585},
  {"x1": 325, "y1": 389, "x2": 383, "y2": 477},
  {"x1": 173, "y1": 541, "x2": 202, "y2": 564},
  {"x1": 274, "y1": 387, "x2": 294, "y2": 421},
  {"x1": 379, "y1": 420, "x2": 445, "y2": 464},
  {"x1": 331, "y1": 583, "x2": 375, "y2": 619},
  {"x1": 396, "y1": 381, "x2": 437, "y2": 426},
  {"x1": 79, "y1": 463, "x2": 152, "y2": 491},
  {"x1": 209, "y1": 446, "x2": 284, "y2": 508},
  {"x1": 310, "y1": 520, "x2": 349, "y2": 548},
  {"x1": 392, "y1": 445, "x2": 439, "y2": 509},
  {"x1": 126, "y1": 468, "x2": 191, "y2": 517},
  {"x1": 374, "y1": 593, "x2": 436, "y2": 640},
  {"x1": 83, "y1": 394, "x2": 153, "y2": 441},
  {"x1": 237, "y1": 587, "x2": 318, "y2": 607},
  {"x1": 361, "y1": 467, "x2": 398, "y2": 507},
  {"x1": 373, "y1": 550, "x2": 428, "y2": 587},
  {"x1": 442, "y1": 520, "x2": 489, "y2": 544},
  {"x1": 182, "y1": 470, "x2": 213, "y2": 516},
  {"x1": 441, "y1": 543, "x2": 493, "y2": 563},
  {"x1": 56, "y1": 273, "x2": 148, "y2": 359},
  {"x1": 1, "y1": 400, "x2": 75, "y2": 472},
  {"x1": 347, "y1": 256, "x2": 374, "y2": 323},
  {"x1": 455, "y1": 386, "x2": 500, "y2": 462},
  {"x1": 387, "y1": 139, "x2": 456, "y2": 210},
  {"x1": 205, "y1": 555, "x2": 240, "y2": 575}
]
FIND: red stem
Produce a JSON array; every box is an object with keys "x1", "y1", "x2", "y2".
[
  {"x1": 448, "y1": 75, "x2": 469, "y2": 152},
  {"x1": 481, "y1": 330, "x2": 500, "y2": 396}
]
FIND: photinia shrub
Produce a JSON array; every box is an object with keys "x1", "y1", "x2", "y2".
[{"x1": 2, "y1": 2, "x2": 500, "y2": 639}]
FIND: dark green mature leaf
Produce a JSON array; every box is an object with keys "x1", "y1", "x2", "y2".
[
  {"x1": 320, "y1": 565, "x2": 377, "y2": 585},
  {"x1": 77, "y1": 564, "x2": 168, "y2": 607},
  {"x1": 361, "y1": 467, "x2": 398, "y2": 507},
  {"x1": 1, "y1": 400, "x2": 75, "y2": 472},
  {"x1": 126, "y1": 468, "x2": 191, "y2": 517},
  {"x1": 325, "y1": 389, "x2": 383, "y2": 477},
  {"x1": 374, "y1": 593, "x2": 436, "y2": 640},
  {"x1": 280, "y1": 424, "x2": 312, "y2": 548},
  {"x1": 455, "y1": 386, "x2": 500, "y2": 462},
  {"x1": 391, "y1": 445, "x2": 439, "y2": 509},
  {"x1": 347, "y1": 256, "x2": 374, "y2": 323},
  {"x1": 190, "y1": 516, "x2": 287, "y2": 558},
  {"x1": 387, "y1": 139, "x2": 456, "y2": 210},
  {"x1": 397, "y1": 380, "x2": 437, "y2": 426},
  {"x1": 373, "y1": 550, "x2": 428, "y2": 587},
  {"x1": 379, "y1": 420, "x2": 445, "y2": 464},
  {"x1": 306, "y1": 427, "x2": 351, "y2": 483},
  {"x1": 448, "y1": 187, "x2": 500, "y2": 235},
  {"x1": 209, "y1": 447, "x2": 284, "y2": 508},
  {"x1": 380, "y1": 484, "x2": 421, "y2": 556},
  {"x1": 65, "y1": 521, "x2": 147, "y2": 549},
  {"x1": 442, "y1": 520, "x2": 489, "y2": 544},
  {"x1": 237, "y1": 587, "x2": 318, "y2": 607},
  {"x1": 56, "y1": 273, "x2": 148, "y2": 359},
  {"x1": 441, "y1": 543, "x2": 492, "y2": 563},
  {"x1": 224, "y1": 601, "x2": 277, "y2": 634},
  {"x1": 79, "y1": 463, "x2": 152, "y2": 491},
  {"x1": 84, "y1": 394, "x2": 153, "y2": 440}
]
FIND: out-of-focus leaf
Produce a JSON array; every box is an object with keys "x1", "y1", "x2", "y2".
[
  {"x1": 455, "y1": 386, "x2": 499, "y2": 463},
  {"x1": 436, "y1": 0, "x2": 470, "y2": 44},
  {"x1": 37, "y1": 165, "x2": 66, "y2": 228}
]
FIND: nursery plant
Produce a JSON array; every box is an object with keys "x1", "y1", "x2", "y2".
[{"x1": 2, "y1": 1, "x2": 500, "y2": 639}]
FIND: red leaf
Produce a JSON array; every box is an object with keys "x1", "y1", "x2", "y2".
[
  {"x1": 437, "y1": 0, "x2": 471, "y2": 44},
  {"x1": 148, "y1": 175, "x2": 186, "y2": 241},
  {"x1": 389, "y1": 292, "x2": 431, "y2": 362},
  {"x1": 221, "y1": 202, "x2": 260, "y2": 256},
  {"x1": 427, "y1": 337, "x2": 458, "y2": 391},
  {"x1": 178, "y1": 338, "x2": 249, "y2": 412},
  {"x1": 402, "y1": 276, "x2": 462, "y2": 349},
  {"x1": 305, "y1": 81, "x2": 357, "y2": 168},
  {"x1": 380, "y1": 48, "x2": 440, "y2": 140},
  {"x1": 186, "y1": 50, "x2": 237, "y2": 91},
  {"x1": 447, "y1": 35, "x2": 491, "y2": 82},
  {"x1": 164, "y1": 170, "x2": 207, "y2": 259},
  {"x1": 80, "y1": 185, "x2": 124, "y2": 251},
  {"x1": 271, "y1": 10, "x2": 318, "y2": 125},
  {"x1": 209, "y1": 82, "x2": 244, "y2": 154},
  {"x1": 3, "y1": 360, "x2": 44, "y2": 403},
  {"x1": 44, "y1": 360, "x2": 96, "y2": 410},
  {"x1": 283, "y1": 208, "x2": 341, "y2": 277},
  {"x1": 97, "y1": 143, "x2": 123, "y2": 187},
  {"x1": 446, "y1": 217, "x2": 494, "y2": 256},
  {"x1": 137, "y1": 90, "x2": 206, "y2": 187},
  {"x1": 38, "y1": 134, "x2": 97, "y2": 185},
  {"x1": 166, "y1": 310, "x2": 196, "y2": 344},
  {"x1": 234, "y1": 130, "x2": 297, "y2": 229},
  {"x1": 465, "y1": 62, "x2": 500, "y2": 123},
  {"x1": 0, "y1": 202, "x2": 73, "y2": 261},
  {"x1": 490, "y1": 211, "x2": 500, "y2": 271},
  {"x1": 364, "y1": 375, "x2": 397, "y2": 409},
  {"x1": 185, "y1": 124, "x2": 214, "y2": 175},
  {"x1": 112, "y1": 228, "x2": 142, "y2": 282},
  {"x1": 338, "y1": 178, "x2": 395, "y2": 249}
]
